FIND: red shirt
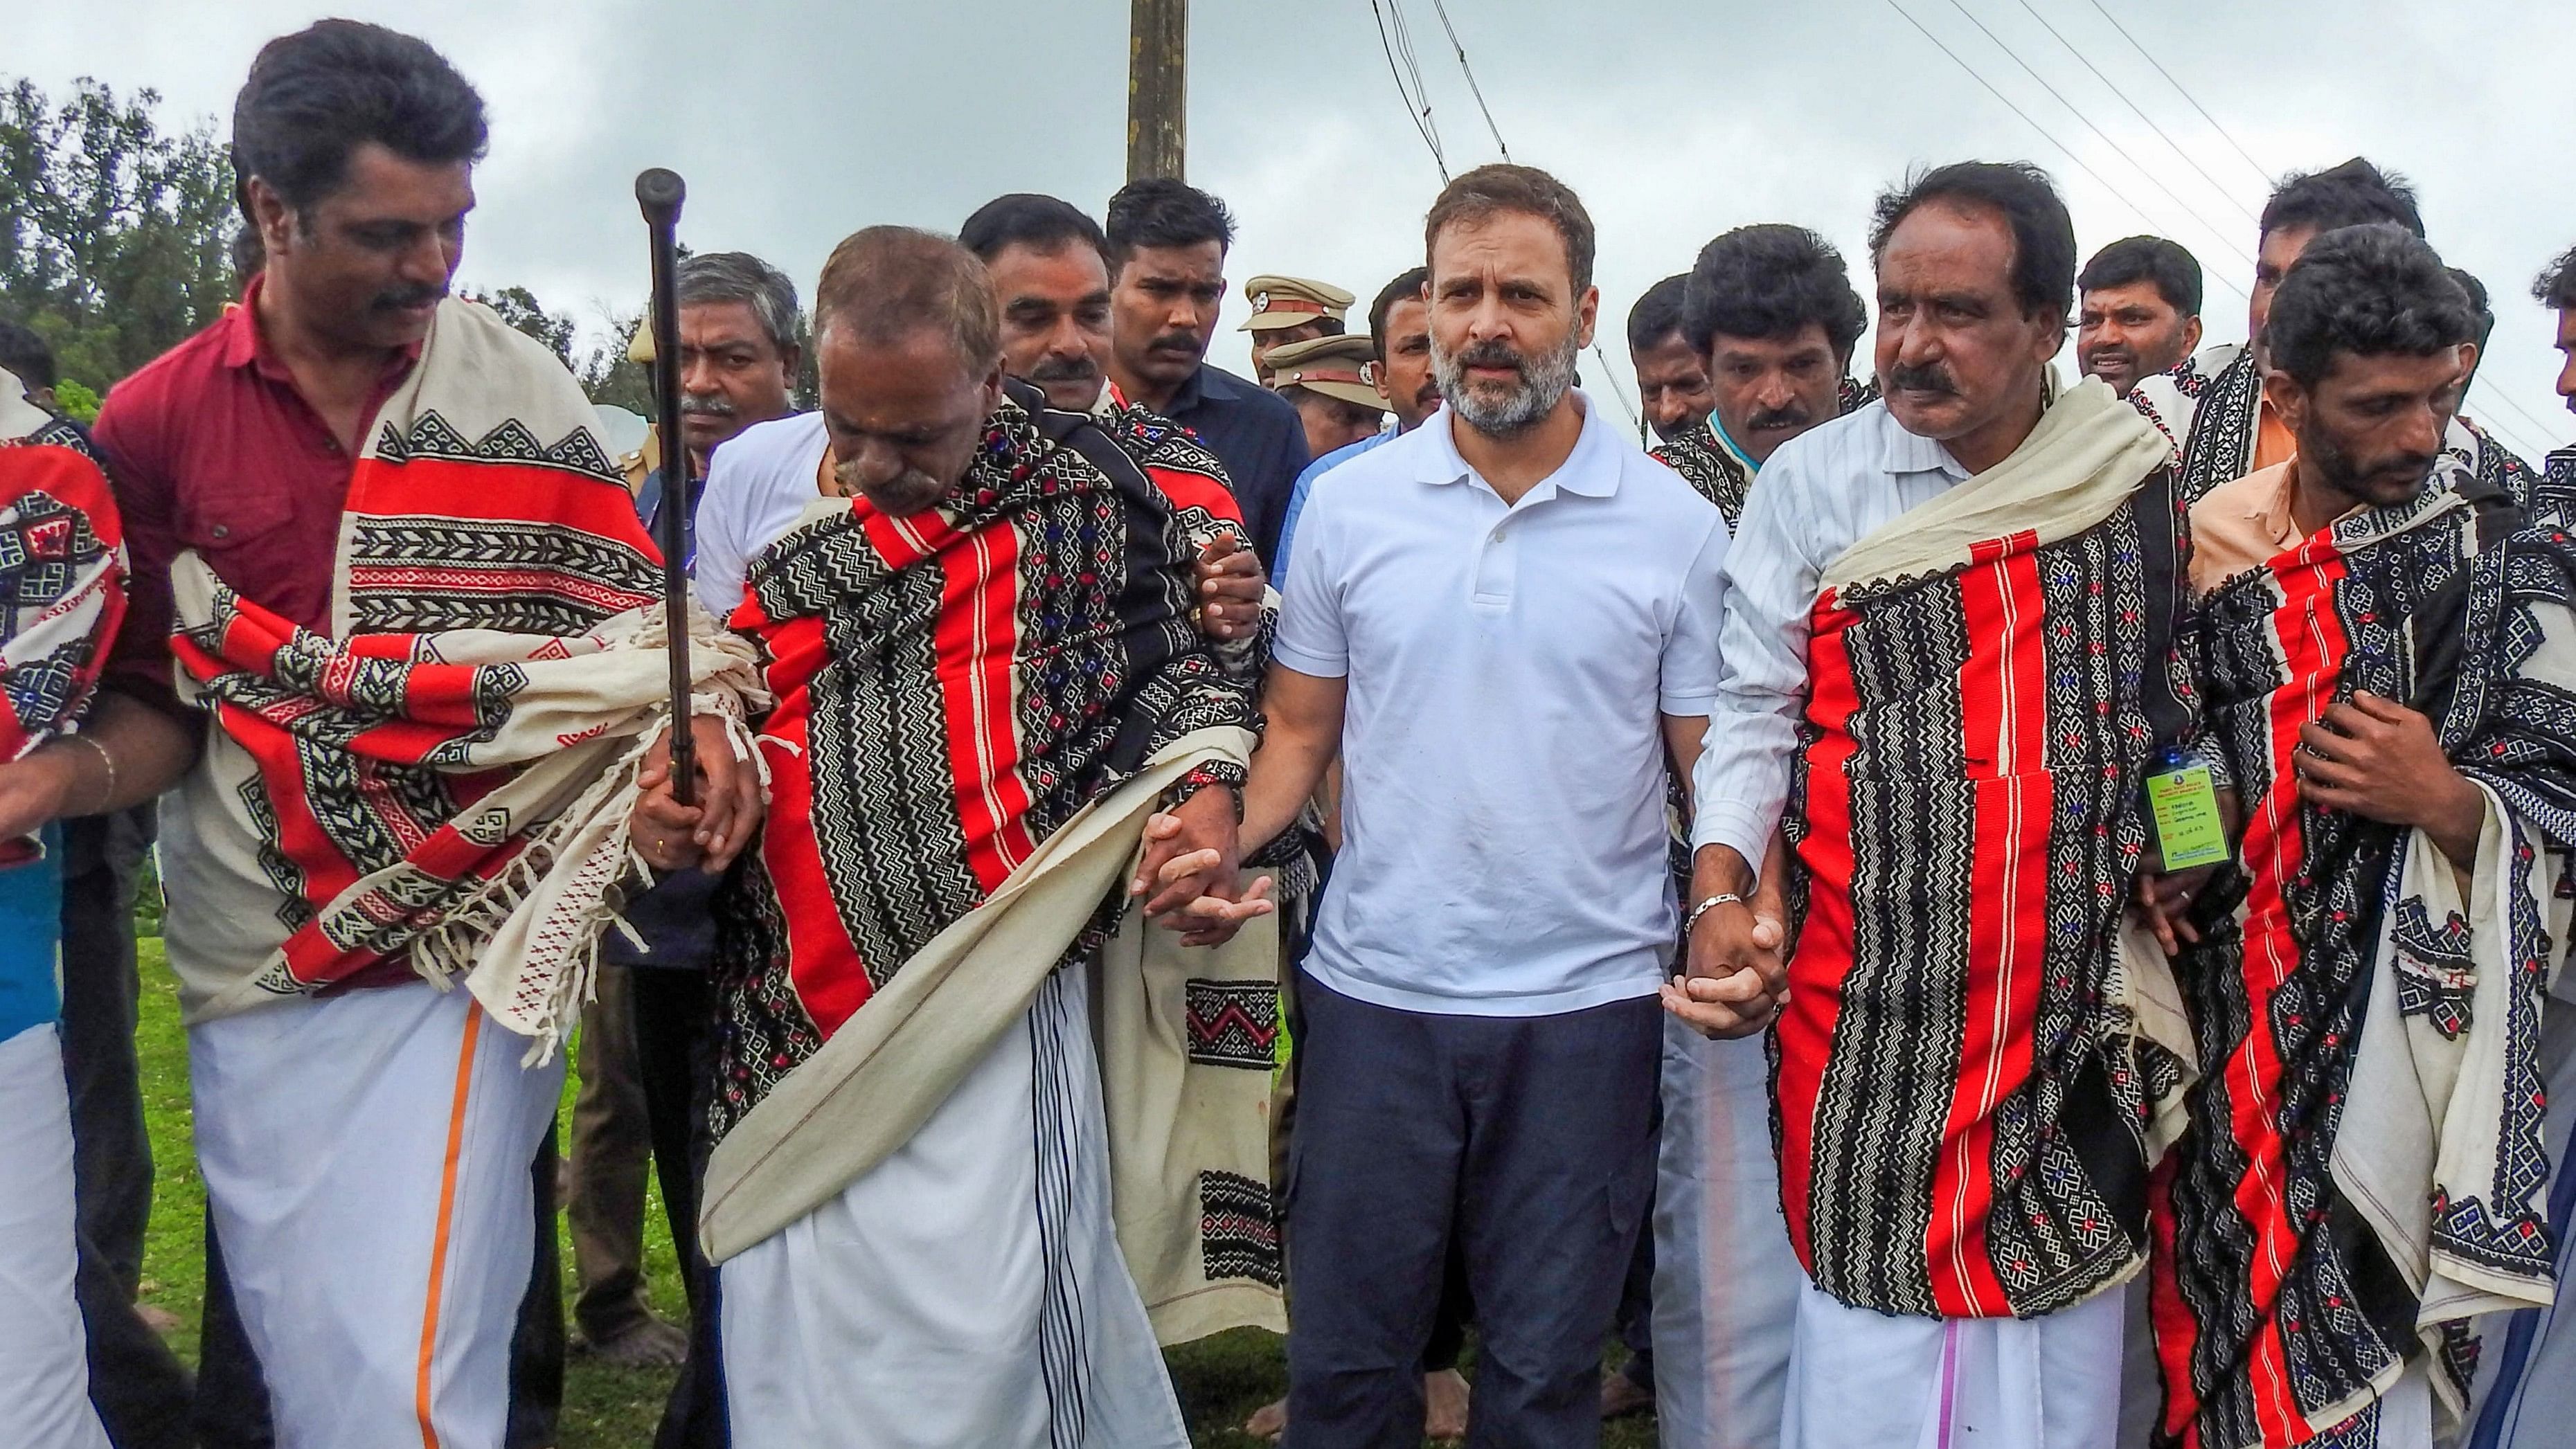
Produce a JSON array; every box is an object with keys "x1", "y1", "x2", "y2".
[{"x1": 92, "y1": 276, "x2": 418, "y2": 713}]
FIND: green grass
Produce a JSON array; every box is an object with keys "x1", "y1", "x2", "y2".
[{"x1": 133, "y1": 938, "x2": 1657, "y2": 1446}]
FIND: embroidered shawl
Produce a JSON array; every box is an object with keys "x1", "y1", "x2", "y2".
[
  {"x1": 2149, "y1": 465, "x2": 2576, "y2": 1449},
  {"x1": 159, "y1": 297, "x2": 761, "y2": 1050},
  {"x1": 1651, "y1": 376, "x2": 1879, "y2": 528},
  {"x1": 2129, "y1": 344, "x2": 2528, "y2": 509},
  {"x1": 0, "y1": 423, "x2": 127, "y2": 863},
  {"x1": 706, "y1": 381, "x2": 1276, "y2": 1324},
  {"x1": 1778, "y1": 379, "x2": 2198, "y2": 1319}
]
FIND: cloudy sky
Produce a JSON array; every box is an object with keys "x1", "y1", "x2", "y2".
[{"x1": 17, "y1": 0, "x2": 2575, "y2": 460}]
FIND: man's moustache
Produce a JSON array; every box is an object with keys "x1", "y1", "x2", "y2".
[
  {"x1": 1147, "y1": 332, "x2": 1204, "y2": 357},
  {"x1": 371, "y1": 284, "x2": 447, "y2": 312},
  {"x1": 1027, "y1": 357, "x2": 1100, "y2": 383},
  {"x1": 679, "y1": 393, "x2": 736, "y2": 417},
  {"x1": 1746, "y1": 404, "x2": 1812, "y2": 433},
  {"x1": 1887, "y1": 363, "x2": 1956, "y2": 395},
  {"x1": 1454, "y1": 341, "x2": 1527, "y2": 376},
  {"x1": 2084, "y1": 345, "x2": 2136, "y2": 373}
]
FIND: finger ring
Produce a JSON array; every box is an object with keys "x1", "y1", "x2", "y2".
[{"x1": 1189, "y1": 605, "x2": 1207, "y2": 627}]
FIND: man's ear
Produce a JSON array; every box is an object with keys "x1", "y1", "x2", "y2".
[
  {"x1": 2179, "y1": 315, "x2": 2204, "y2": 359},
  {"x1": 2262, "y1": 364, "x2": 2308, "y2": 438},
  {"x1": 1575, "y1": 284, "x2": 1600, "y2": 351},
  {"x1": 244, "y1": 175, "x2": 296, "y2": 254}
]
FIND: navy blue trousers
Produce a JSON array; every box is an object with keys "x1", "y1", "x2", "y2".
[{"x1": 1284, "y1": 971, "x2": 1660, "y2": 1449}]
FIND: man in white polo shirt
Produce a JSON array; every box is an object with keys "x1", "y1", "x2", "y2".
[{"x1": 1207, "y1": 163, "x2": 1728, "y2": 1448}]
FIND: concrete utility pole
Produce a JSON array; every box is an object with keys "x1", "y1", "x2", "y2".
[{"x1": 1127, "y1": 0, "x2": 1187, "y2": 181}]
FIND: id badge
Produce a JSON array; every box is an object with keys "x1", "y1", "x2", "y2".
[{"x1": 2145, "y1": 757, "x2": 2228, "y2": 872}]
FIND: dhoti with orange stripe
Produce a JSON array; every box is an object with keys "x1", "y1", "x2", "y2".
[
  {"x1": 2150, "y1": 461, "x2": 2575, "y2": 1449},
  {"x1": 154, "y1": 298, "x2": 759, "y2": 1448},
  {"x1": 1769, "y1": 378, "x2": 2196, "y2": 1448}
]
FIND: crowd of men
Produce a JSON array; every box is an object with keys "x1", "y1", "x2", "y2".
[{"x1": 3, "y1": 17, "x2": 2576, "y2": 1449}]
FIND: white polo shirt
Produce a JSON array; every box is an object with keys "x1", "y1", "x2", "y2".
[{"x1": 1274, "y1": 394, "x2": 1730, "y2": 1016}]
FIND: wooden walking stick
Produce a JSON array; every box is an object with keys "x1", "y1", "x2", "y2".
[{"x1": 635, "y1": 167, "x2": 697, "y2": 806}]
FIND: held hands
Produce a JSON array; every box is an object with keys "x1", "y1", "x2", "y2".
[
  {"x1": 1663, "y1": 872, "x2": 1791, "y2": 1041},
  {"x1": 630, "y1": 714, "x2": 765, "y2": 875},
  {"x1": 1192, "y1": 532, "x2": 1267, "y2": 643},
  {"x1": 1130, "y1": 784, "x2": 1275, "y2": 947}
]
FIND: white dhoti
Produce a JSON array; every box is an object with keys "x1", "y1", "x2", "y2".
[
  {"x1": 1780, "y1": 1277, "x2": 2126, "y2": 1449},
  {"x1": 2461, "y1": 997, "x2": 2576, "y2": 1449},
  {"x1": 720, "y1": 967, "x2": 1186, "y2": 1449},
  {"x1": 0, "y1": 1023, "x2": 107, "y2": 1449},
  {"x1": 189, "y1": 980, "x2": 562, "y2": 1449},
  {"x1": 1653, "y1": 1014, "x2": 1799, "y2": 1448}
]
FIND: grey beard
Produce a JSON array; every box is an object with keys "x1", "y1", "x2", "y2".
[{"x1": 1433, "y1": 332, "x2": 1580, "y2": 439}]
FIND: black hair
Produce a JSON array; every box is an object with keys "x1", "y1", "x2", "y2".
[
  {"x1": 2446, "y1": 267, "x2": 2495, "y2": 351},
  {"x1": 1424, "y1": 163, "x2": 1596, "y2": 296},
  {"x1": 1103, "y1": 178, "x2": 1235, "y2": 267},
  {"x1": 1683, "y1": 224, "x2": 1868, "y2": 360},
  {"x1": 2077, "y1": 235, "x2": 2203, "y2": 317},
  {"x1": 0, "y1": 319, "x2": 57, "y2": 391},
  {"x1": 2264, "y1": 224, "x2": 2475, "y2": 390},
  {"x1": 2260, "y1": 157, "x2": 2423, "y2": 242},
  {"x1": 2534, "y1": 245, "x2": 2576, "y2": 312},
  {"x1": 1625, "y1": 274, "x2": 1692, "y2": 354},
  {"x1": 1869, "y1": 161, "x2": 2075, "y2": 325},
  {"x1": 231, "y1": 21, "x2": 487, "y2": 217},
  {"x1": 1368, "y1": 267, "x2": 1429, "y2": 361},
  {"x1": 959, "y1": 193, "x2": 1111, "y2": 269}
]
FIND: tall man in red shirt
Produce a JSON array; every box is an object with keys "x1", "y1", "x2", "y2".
[{"x1": 0, "y1": 24, "x2": 754, "y2": 1448}]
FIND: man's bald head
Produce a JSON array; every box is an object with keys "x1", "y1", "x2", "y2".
[
  {"x1": 813, "y1": 227, "x2": 1006, "y2": 518},
  {"x1": 815, "y1": 226, "x2": 1002, "y2": 381}
]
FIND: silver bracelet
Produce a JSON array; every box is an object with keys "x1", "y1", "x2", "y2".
[
  {"x1": 1683, "y1": 892, "x2": 1744, "y2": 937},
  {"x1": 69, "y1": 735, "x2": 116, "y2": 816}
]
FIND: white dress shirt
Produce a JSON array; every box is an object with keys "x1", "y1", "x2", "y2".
[
  {"x1": 1274, "y1": 393, "x2": 1730, "y2": 1016},
  {"x1": 691, "y1": 412, "x2": 830, "y2": 620},
  {"x1": 1688, "y1": 401, "x2": 1971, "y2": 874}
]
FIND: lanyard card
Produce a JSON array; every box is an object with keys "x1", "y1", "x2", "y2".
[{"x1": 2146, "y1": 760, "x2": 2229, "y2": 872}]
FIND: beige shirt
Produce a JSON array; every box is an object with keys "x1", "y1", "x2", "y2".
[{"x1": 2185, "y1": 458, "x2": 2360, "y2": 597}]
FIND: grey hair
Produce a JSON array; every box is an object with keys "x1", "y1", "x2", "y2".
[{"x1": 675, "y1": 251, "x2": 802, "y2": 358}]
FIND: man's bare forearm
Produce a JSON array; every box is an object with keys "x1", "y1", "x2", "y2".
[
  {"x1": 69, "y1": 691, "x2": 202, "y2": 813},
  {"x1": 1239, "y1": 667, "x2": 1345, "y2": 856},
  {"x1": 1689, "y1": 842, "x2": 1757, "y2": 905}
]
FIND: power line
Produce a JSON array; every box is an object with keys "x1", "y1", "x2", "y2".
[
  {"x1": 1370, "y1": 0, "x2": 1641, "y2": 432},
  {"x1": 2005, "y1": 0, "x2": 2260, "y2": 228},
  {"x1": 1879, "y1": 0, "x2": 2248, "y2": 305},
  {"x1": 1369, "y1": 0, "x2": 1446, "y2": 179},
  {"x1": 2474, "y1": 381, "x2": 2572, "y2": 462},
  {"x1": 2079, "y1": 0, "x2": 2274, "y2": 190},
  {"x1": 1428, "y1": 0, "x2": 1510, "y2": 162},
  {"x1": 1940, "y1": 0, "x2": 2253, "y2": 273}
]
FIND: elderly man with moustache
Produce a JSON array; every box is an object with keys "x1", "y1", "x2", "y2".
[{"x1": 1676, "y1": 161, "x2": 2196, "y2": 1449}]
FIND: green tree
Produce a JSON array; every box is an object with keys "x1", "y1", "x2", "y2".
[
  {"x1": 0, "y1": 77, "x2": 240, "y2": 395},
  {"x1": 466, "y1": 285, "x2": 578, "y2": 366},
  {"x1": 577, "y1": 308, "x2": 654, "y2": 415}
]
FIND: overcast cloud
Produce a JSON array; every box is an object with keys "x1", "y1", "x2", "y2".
[{"x1": 15, "y1": 0, "x2": 2573, "y2": 459}]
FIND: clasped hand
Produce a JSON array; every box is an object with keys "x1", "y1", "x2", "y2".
[
  {"x1": 1130, "y1": 784, "x2": 1276, "y2": 947},
  {"x1": 1663, "y1": 892, "x2": 1789, "y2": 1040},
  {"x1": 630, "y1": 714, "x2": 765, "y2": 875}
]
